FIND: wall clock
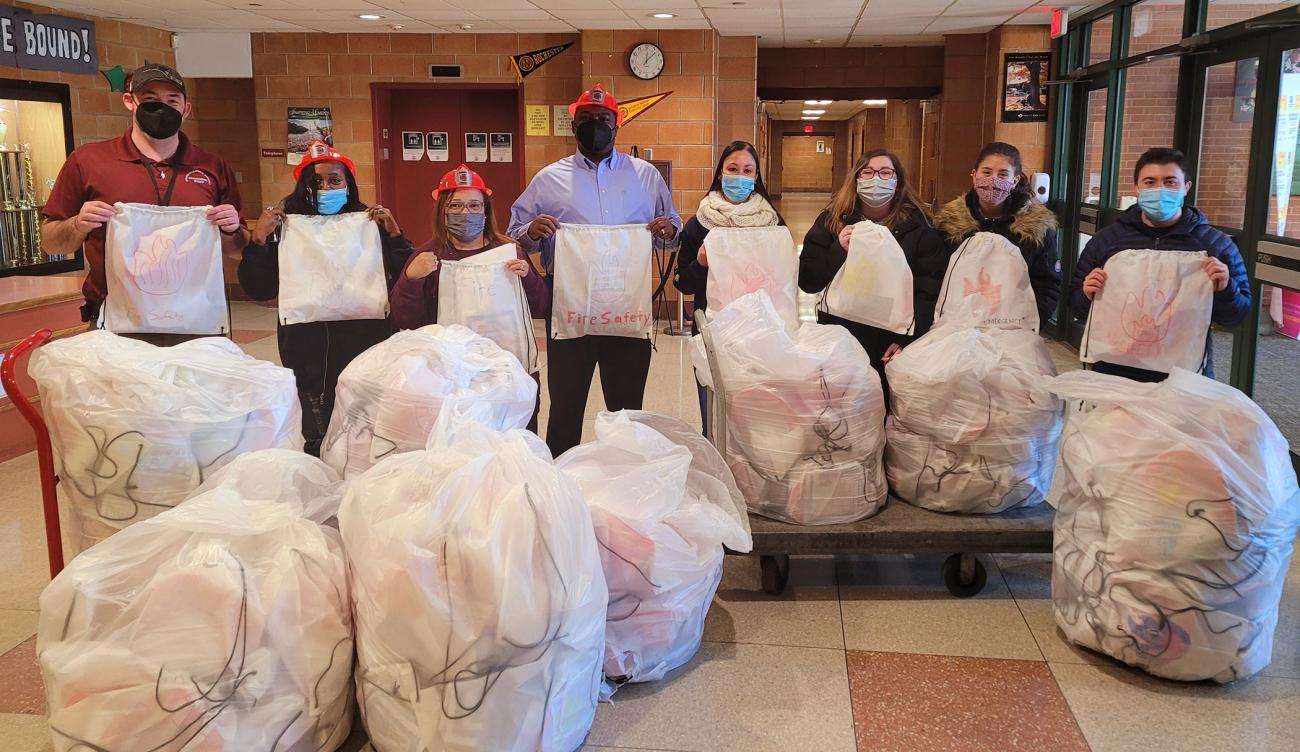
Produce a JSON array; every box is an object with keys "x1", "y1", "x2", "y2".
[{"x1": 629, "y1": 42, "x2": 664, "y2": 80}]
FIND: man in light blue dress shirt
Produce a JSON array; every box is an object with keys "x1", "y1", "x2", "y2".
[{"x1": 508, "y1": 84, "x2": 681, "y2": 455}]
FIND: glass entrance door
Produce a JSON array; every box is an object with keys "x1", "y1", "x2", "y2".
[{"x1": 1061, "y1": 81, "x2": 1112, "y2": 347}]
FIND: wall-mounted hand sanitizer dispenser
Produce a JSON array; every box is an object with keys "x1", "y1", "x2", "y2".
[{"x1": 1031, "y1": 172, "x2": 1050, "y2": 203}]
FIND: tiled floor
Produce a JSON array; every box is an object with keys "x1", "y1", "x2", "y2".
[{"x1": 3, "y1": 194, "x2": 1299, "y2": 751}]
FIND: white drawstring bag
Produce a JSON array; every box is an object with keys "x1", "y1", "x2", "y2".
[
  {"x1": 438, "y1": 244, "x2": 538, "y2": 372},
  {"x1": 341, "y1": 413, "x2": 607, "y2": 752},
  {"x1": 820, "y1": 220, "x2": 915, "y2": 334},
  {"x1": 277, "y1": 212, "x2": 389, "y2": 324},
  {"x1": 551, "y1": 223, "x2": 654, "y2": 339},
  {"x1": 103, "y1": 203, "x2": 228, "y2": 335},
  {"x1": 28, "y1": 331, "x2": 303, "y2": 555},
  {"x1": 322, "y1": 325, "x2": 536, "y2": 478},
  {"x1": 1080, "y1": 249, "x2": 1214, "y2": 374},
  {"x1": 705, "y1": 226, "x2": 799, "y2": 330},
  {"x1": 38, "y1": 450, "x2": 355, "y2": 752},
  {"x1": 557, "y1": 411, "x2": 751, "y2": 687},
  {"x1": 1047, "y1": 369, "x2": 1300, "y2": 682},
  {"x1": 935, "y1": 231, "x2": 1039, "y2": 332}
]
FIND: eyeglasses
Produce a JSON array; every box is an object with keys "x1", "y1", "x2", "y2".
[
  {"x1": 860, "y1": 168, "x2": 896, "y2": 179},
  {"x1": 446, "y1": 201, "x2": 485, "y2": 214}
]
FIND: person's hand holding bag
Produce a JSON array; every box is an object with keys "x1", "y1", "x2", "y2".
[
  {"x1": 367, "y1": 205, "x2": 401, "y2": 237},
  {"x1": 405, "y1": 252, "x2": 440, "y2": 280}
]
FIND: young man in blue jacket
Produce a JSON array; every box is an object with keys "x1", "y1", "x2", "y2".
[{"x1": 1071, "y1": 147, "x2": 1252, "y2": 382}]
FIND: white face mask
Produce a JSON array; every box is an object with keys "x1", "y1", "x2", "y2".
[{"x1": 857, "y1": 176, "x2": 897, "y2": 208}]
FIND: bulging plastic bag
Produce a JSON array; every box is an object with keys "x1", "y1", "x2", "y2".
[
  {"x1": 29, "y1": 331, "x2": 302, "y2": 554},
  {"x1": 692, "y1": 291, "x2": 888, "y2": 525},
  {"x1": 934, "y1": 231, "x2": 1039, "y2": 332},
  {"x1": 103, "y1": 203, "x2": 229, "y2": 335},
  {"x1": 557, "y1": 410, "x2": 751, "y2": 686},
  {"x1": 704, "y1": 226, "x2": 799, "y2": 330},
  {"x1": 438, "y1": 244, "x2": 538, "y2": 372},
  {"x1": 38, "y1": 450, "x2": 354, "y2": 752},
  {"x1": 884, "y1": 322, "x2": 1061, "y2": 513},
  {"x1": 278, "y1": 211, "x2": 390, "y2": 325},
  {"x1": 821, "y1": 220, "x2": 915, "y2": 334},
  {"x1": 1081, "y1": 248, "x2": 1214, "y2": 374},
  {"x1": 340, "y1": 413, "x2": 607, "y2": 752},
  {"x1": 321, "y1": 325, "x2": 536, "y2": 478},
  {"x1": 551, "y1": 223, "x2": 654, "y2": 339},
  {"x1": 1048, "y1": 369, "x2": 1300, "y2": 682}
]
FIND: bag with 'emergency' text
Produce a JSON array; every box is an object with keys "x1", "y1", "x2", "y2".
[
  {"x1": 551, "y1": 223, "x2": 654, "y2": 339},
  {"x1": 1081, "y1": 249, "x2": 1213, "y2": 375},
  {"x1": 438, "y1": 244, "x2": 538, "y2": 372},
  {"x1": 277, "y1": 212, "x2": 389, "y2": 325},
  {"x1": 935, "y1": 231, "x2": 1039, "y2": 332},
  {"x1": 103, "y1": 203, "x2": 228, "y2": 335},
  {"x1": 821, "y1": 220, "x2": 915, "y2": 334},
  {"x1": 705, "y1": 226, "x2": 799, "y2": 330}
]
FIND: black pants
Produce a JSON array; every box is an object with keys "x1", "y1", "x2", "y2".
[{"x1": 546, "y1": 333, "x2": 652, "y2": 456}]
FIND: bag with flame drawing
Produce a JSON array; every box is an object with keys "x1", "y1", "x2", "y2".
[
  {"x1": 691, "y1": 291, "x2": 888, "y2": 525},
  {"x1": 557, "y1": 411, "x2": 751, "y2": 687},
  {"x1": 38, "y1": 451, "x2": 355, "y2": 752},
  {"x1": 103, "y1": 203, "x2": 228, "y2": 335},
  {"x1": 704, "y1": 226, "x2": 799, "y2": 330},
  {"x1": 934, "y1": 231, "x2": 1039, "y2": 332},
  {"x1": 821, "y1": 220, "x2": 915, "y2": 334},
  {"x1": 321, "y1": 325, "x2": 535, "y2": 478},
  {"x1": 551, "y1": 223, "x2": 654, "y2": 339},
  {"x1": 278, "y1": 212, "x2": 390, "y2": 325},
  {"x1": 340, "y1": 413, "x2": 607, "y2": 752},
  {"x1": 29, "y1": 331, "x2": 302, "y2": 556},
  {"x1": 438, "y1": 244, "x2": 538, "y2": 372},
  {"x1": 1047, "y1": 369, "x2": 1300, "y2": 682},
  {"x1": 1080, "y1": 249, "x2": 1214, "y2": 374}
]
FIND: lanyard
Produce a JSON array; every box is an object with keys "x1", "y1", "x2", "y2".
[{"x1": 140, "y1": 157, "x2": 180, "y2": 207}]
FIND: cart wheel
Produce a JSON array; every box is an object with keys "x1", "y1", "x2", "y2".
[
  {"x1": 941, "y1": 553, "x2": 987, "y2": 598},
  {"x1": 760, "y1": 555, "x2": 790, "y2": 595}
]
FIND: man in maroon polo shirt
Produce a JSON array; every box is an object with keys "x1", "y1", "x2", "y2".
[{"x1": 40, "y1": 63, "x2": 247, "y2": 341}]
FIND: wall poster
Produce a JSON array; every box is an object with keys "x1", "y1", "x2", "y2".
[
  {"x1": 286, "y1": 107, "x2": 333, "y2": 166},
  {"x1": 401, "y1": 131, "x2": 423, "y2": 161},
  {"x1": 1001, "y1": 52, "x2": 1050, "y2": 123},
  {"x1": 490, "y1": 133, "x2": 513, "y2": 163},
  {"x1": 465, "y1": 132, "x2": 488, "y2": 163},
  {"x1": 427, "y1": 131, "x2": 448, "y2": 161}
]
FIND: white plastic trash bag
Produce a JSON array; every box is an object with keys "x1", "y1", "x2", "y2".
[
  {"x1": 38, "y1": 450, "x2": 354, "y2": 752},
  {"x1": 438, "y1": 244, "x2": 538, "y2": 372},
  {"x1": 884, "y1": 322, "x2": 1061, "y2": 513},
  {"x1": 705, "y1": 226, "x2": 799, "y2": 329},
  {"x1": 340, "y1": 413, "x2": 607, "y2": 752},
  {"x1": 322, "y1": 325, "x2": 536, "y2": 478},
  {"x1": 28, "y1": 331, "x2": 302, "y2": 555},
  {"x1": 557, "y1": 410, "x2": 751, "y2": 686},
  {"x1": 551, "y1": 223, "x2": 654, "y2": 339},
  {"x1": 278, "y1": 212, "x2": 389, "y2": 324},
  {"x1": 1048, "y1": 369, "x2": 1300, "y2": 682},
  {"x1": 821, "y1": 220, "x2": 915, "y2": 334},
  {"x1": 935, "y1": 231, "x2": 1039, "y2": 332},
  {"x1": 692, "y1": 291, "x2": 888, "y2": 525},
  {"x1": 103, "y1": 202, "x2": 228, "y2": 335},
  {"x1": 1081, "y1": 249, "x2": 1213, "y2": 374}
]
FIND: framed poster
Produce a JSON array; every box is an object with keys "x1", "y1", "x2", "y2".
[
  {"x1": 465, "y1": 132, "x2": 488, "y2": 162},
  {"x1": 1001, "y1": 53, "x2": 1050, "y2": 123},
  {"x1": 286, "y1": 106, "x2": 332, "y2": 165}
]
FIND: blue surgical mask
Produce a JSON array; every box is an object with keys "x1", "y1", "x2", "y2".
[
  {"x1": 1137, "y1": 187, "x2": 1184, "y2": 223},
  {"x1": 316, "y1": 188, "x2": 348, "y2": 215},
  {"x1": 720, "y1": 174, "x2": 756, "y2": 203}
]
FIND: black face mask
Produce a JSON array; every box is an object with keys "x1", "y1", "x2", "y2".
[
  {"x1": 575, "y1": 120, "x2": 615, "y2": 155},
  {"x1": 134, "y1": 100, "x2": 183, "y2": 140}
]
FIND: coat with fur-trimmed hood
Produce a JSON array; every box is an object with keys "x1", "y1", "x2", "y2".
[{"x1": 935, "y1": 189, "x2": 1061, "y2": 325}]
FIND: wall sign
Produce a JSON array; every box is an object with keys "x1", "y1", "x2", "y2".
[
  {"x1": 402, "y1": 131, "x2": 423, "y2": 161},
  {"x1": 286, "y1": 107, "x2": 333, "y2": 166},
  {"x1": 1001, "y1": 52, "x2": 1050, "y2": 123},
  {"x1": 465, "y1": 132, "x2": 487, "y2": 163},
  {"x1": 490, "y1": 132, "x2": 513, "y2": 163},
  {"x1": 0, "y1": 7, "x2": 98, "y2": 74},
  {"x1": 526, "y1": 105, "x2": 550, "y2": 136},
  {"x1": 261, "y1": 147, "x2": 286, "y2": 158},
  {"x1": 426, "y1": 131, "x2": 448, "y2": 162},
  {"x1": 552, "y1": 105, "x2": 573, "y2": 137}
]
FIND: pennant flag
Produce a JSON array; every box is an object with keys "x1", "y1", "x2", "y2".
[
  {"x1": 617, "y1": 91, "x2": 673, "y2": 126},
  {"x1": 510, "y1": 41, "x2": 574, "y2": 81}
]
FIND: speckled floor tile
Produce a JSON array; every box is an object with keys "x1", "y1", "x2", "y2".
[
  {"x1": 0, "y1": 637, "x2": 46, "y2": 715},
  {"x1": 0, "y1": 609, "x2": 37, "y2": 655},
  {"x1": 847, "y1": 650, "x2": 1089, "y2": 752},
  {"x1": 1051, "y1": 662, "x2": 1300, "y2": 752},
  {"x1": 0, "y1": 713, "x2": 53, "y2": 752},
  {"x1": 995, "y1": 553, "x2": 1109, "y2": 666},
  {"x1": 0, "y1": 453, "x2": 52, "y2": 611},
  {"x1": 704, "y1": 555, "x2": 845, "y2": 649},
  {"x1": 229, "y1": 328, "x2": 274, "y2": 344}
]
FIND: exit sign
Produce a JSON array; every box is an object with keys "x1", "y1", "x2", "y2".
[
  {"x1": 1051, "y1": 8, "x2": 1069, "y2": 38},
  {"x1": 803, "y1": 124, "x2": 814, "y2": 133}
]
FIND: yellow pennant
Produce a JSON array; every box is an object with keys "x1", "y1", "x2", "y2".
[{"x1": 618, "y1": 91, "x2": 673, "y2": 125}]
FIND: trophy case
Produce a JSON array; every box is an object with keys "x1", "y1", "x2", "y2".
[{"x1": 0, "y1": 78, "x2": 77, "y2": 277}]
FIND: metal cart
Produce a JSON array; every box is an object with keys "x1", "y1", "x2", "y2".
[{"x1": 692, "y1": 310, "x2": 1053, "y2": 598}]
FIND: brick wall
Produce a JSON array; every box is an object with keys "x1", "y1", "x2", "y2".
[
  {"x1": 184, "y1": 78, "x2": 262, "y2": 218},
  {"x1": 886, "y1": 100, "x2": 923, "y2": 183},
  {"x1": 781, "y1": 133, "x2": 836, "y2": 191},
  {"x1": 987, "y1": 25, "x2": 1052, "y2": 175},
  {"x1": 718, "y1": 36, "x2": 758, "y2": 148},
  {"x1": 938, "y1": 33, "x2": 991, "y2": 200},
  {"x1": 1192, "y1": 60, "x2": 1251, "y2": 228},
  {"x1": 767, "y1": 120, "x2": 850, "y2": 196},
  {"x1": 757, "y1": 46, "x2": 944, "y2": 99}
]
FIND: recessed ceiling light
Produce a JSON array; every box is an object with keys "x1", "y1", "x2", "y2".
[
  {"x1": 390, "y1": 24, "x2": 404, "y2": 30},
  {"x1": 862, "y1": 99, "x2": 887, "y2": 106},
  {"x1": 651, "y1": 13, "x2": 676, "y2": 19},
  {"x1": 801, "y1": 116, "x2": 819, "y2": 120},
  {"x1": 802, "y1": 109, "x2": 825, "y2": 114},
  {"x1": 803, "y1": 99, "x2": 831, "y2": 105},
  {"x1": 808, "y1": 39, "x2": 823, "y2": 45},
  {"x1": 458, "y1": 23, "x2": 473, "y2": 30},
  {"x1": 358, "y1": 14, "x2": 382, "y2": 20}
]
